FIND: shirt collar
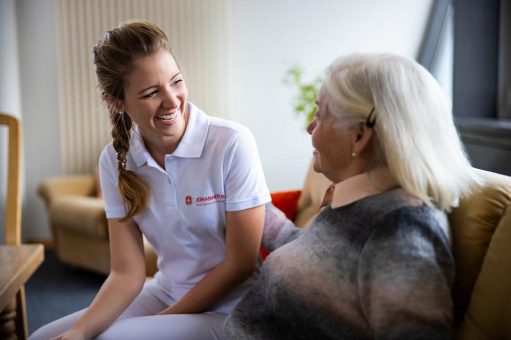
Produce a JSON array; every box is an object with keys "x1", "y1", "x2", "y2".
[
  {"x1": 330, "y1": 167, "x2": 398, "y2": 208},
  {"x1": 128, "y1": 102, "x2": 209, "y2": 168},
  {"x1": 129, "y1": 129, "x2": 151, "y2": 168},
  {"x1": 172, "y1": 102, "x2": 209, "y2": 158}
]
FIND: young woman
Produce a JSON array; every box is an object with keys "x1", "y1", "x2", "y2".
[{"x1": 30, "y1": 20, "x2": 270, "y2": 340}]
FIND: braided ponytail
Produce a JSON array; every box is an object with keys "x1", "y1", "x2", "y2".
[{"x1": 110, "y1": 110, "x2": 149, "y2": 221}]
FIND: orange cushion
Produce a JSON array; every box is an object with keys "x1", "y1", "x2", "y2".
[{"x1": 270, "y1": 190, "x2": 302, "y2": 220}]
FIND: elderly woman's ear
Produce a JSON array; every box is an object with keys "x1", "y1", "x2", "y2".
[{"x1": 351, "y1": 123, "x2": 374, "y2": 156}]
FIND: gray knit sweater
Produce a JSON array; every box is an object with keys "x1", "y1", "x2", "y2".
[{"x1": 225, "y1": 188, "x2": 454, "y2": 339}]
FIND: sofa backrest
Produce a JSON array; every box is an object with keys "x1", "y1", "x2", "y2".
[{"x1": 449, "y1": 169, "x2": 511, "y2": 340}]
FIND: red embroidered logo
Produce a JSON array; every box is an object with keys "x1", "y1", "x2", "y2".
[
  {"x1": 185, "y1": 196, "x2": 193, "y2": 205},
  {"x1": 195, "y1": 194, "x2": 225, "y2": 206}
]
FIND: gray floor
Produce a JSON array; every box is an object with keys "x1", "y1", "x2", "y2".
[{"x1": 25, "y1": 251, "x2": 105, "y2": 335}]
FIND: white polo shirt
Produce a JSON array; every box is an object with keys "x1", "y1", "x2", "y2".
[{"x1": 99, "y1": 103, "x2": 271, "y2": 313}]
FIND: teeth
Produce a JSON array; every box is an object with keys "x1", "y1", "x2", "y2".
[{"x1": 156, "y1": 111, "x2": 178, "y2": 121}]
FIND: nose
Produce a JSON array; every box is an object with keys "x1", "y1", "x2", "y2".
[
  {"x1": 306, "y1": 119, "x2": 316, "y2": 135},
  {"x1": 162, "y1": 87, "x2": 179, "y2": 109}
]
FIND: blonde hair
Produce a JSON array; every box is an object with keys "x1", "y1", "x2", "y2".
[
  {"x1": 323, "y1": 53, "x2": 480, "y2": 211},
  {"x1": 93, "y1": 20, "x2": 171, "y2": 220}
]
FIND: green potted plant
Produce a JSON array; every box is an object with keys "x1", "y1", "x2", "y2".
[{"x1": 283, "y1": 65, "x2": 323, "y2": 127}]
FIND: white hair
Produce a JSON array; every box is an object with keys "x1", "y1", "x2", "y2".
[{"x1": 323, "y1": 53, "x2": 481, "y2": 211}]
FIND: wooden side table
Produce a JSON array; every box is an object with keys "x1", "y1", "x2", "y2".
[{"x1": 0, "y1": 244, "x2": 44, "y2": 339}]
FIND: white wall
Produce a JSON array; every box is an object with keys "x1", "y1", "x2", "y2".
[
  {"x1": 16, "y1": 0, "x2": 60, "y2": 241},
  {"x1": 0, "y1": 0, "x2": 23, "y2": 243},
  {"x1": 5, "y1": 0, "x2": 433, "y2": 241},
  {"x1": 230, "y1": 0, "x2": 433, "y2": 191}
]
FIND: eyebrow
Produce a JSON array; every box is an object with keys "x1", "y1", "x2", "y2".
[{"x1": 136, "y1": 72, "x2": 182, "y2": 95}]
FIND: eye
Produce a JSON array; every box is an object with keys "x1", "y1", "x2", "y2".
[
  {"x1": 142, "y1": 90, "x2": 158, "y2": 99},
  {"x1": 172, "y1": 79, "x2": 183, "y2": 87}
]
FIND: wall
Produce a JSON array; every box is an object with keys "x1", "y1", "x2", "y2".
[
  {"x1": 55, "y1": 0, "x2": 232, "y2": 175},
  {"x1": 7, "y1": 0, "x2": 433, "y2": 241},
  {"x1": 230, "y1": 0, "x2": 433, "y2": 191},
  {"x1": 0, "y1": 0, "x2": 23, "y2": 243},
  {"x1": 16, "y1": 0, "x2": 61, "y2": 241}
]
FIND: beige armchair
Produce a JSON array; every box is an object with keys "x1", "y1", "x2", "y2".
[{"x1": 38, "y1": 175, "x2": 157, "y2": 276}]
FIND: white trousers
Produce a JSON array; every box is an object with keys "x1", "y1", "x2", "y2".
[{"x1": 29, "y1": 278, "x2": 227, "y2": 340}]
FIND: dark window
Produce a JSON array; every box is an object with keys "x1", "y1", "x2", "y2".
[{"x1": 419, "y1": 0, "x2": 511, "y2": 175}]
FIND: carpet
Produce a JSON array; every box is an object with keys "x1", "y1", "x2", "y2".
[{"x1": 25, "y1": 250, "x2": 105, "y2": 335}]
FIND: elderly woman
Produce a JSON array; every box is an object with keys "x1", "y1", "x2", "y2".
[{"x1": 224, "y1": 53, "x2": 480, "y2": 339}]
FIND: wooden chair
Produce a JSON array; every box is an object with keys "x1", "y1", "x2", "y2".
[{"x1": 0, "y1": 112, "x2": 28, "y2": 339}]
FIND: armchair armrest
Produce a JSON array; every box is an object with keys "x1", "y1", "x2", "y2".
[
  {"x1": 38, "y1": 175, "x2": 96, "y2": 206},
  {"x1": 50, "y1": 196, "x2": 107, "y2": 238},
  {"x1": 144, "y1": 237, "x2": 158, "y2": 277}
]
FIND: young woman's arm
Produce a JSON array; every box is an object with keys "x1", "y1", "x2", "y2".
[
  {"x1": 159, "y1": 204, "x2": 264, "y2": 315},
  {"x1": 53, "y1": 218, "x2": 146, "y2": 340}
]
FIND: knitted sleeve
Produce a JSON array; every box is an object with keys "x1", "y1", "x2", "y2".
[
  {"x1": 261, "y1": 203, "x2": 302, "y2": 251},
  {"x1": 358, "y1": 207, "x2": 455, "y2": 340}
]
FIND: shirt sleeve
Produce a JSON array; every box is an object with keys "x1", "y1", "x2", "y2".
[
  {"x1": 358, "y1": 207, "x2": 455, "y2": 339},
  {"x1": 223, "y1": 127, "x2": 271, "y2": 211},
  {"x1": 98, "y1": 145, "x2": 127, "y2": 219}
]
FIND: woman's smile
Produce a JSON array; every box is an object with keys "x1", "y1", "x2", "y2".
[{"x1": 155, "y1": 109, "x2": 180, "y2": 125}]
